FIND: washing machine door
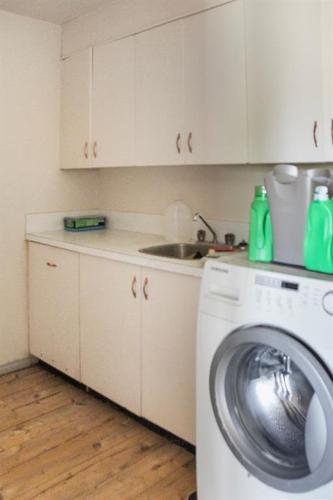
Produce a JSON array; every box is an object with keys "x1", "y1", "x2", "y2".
[{"x1": 210, "y1": 324, "x2": 333, "y2": 493}]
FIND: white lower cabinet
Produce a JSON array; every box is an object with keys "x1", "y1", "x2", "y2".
[
  {"x1": 29, "y1": 244, "x2": 199, "y2": 443},
  {"x1": 28, "y1": 243, "x2": 80, "y2": 380},
  {"x1": 80, "y1": 258, "x2": 200, "y2": 442},
  {"x1": 141, "y1": 269, "x2": 200, "y2": 444},
  {"x1": 80, "y1": 255, "x2": 142, "y2": 415}
]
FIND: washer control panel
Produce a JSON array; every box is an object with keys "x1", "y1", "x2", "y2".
[
  {"x1": 254, "y1": 272, "x2": 333, "y2": 316},
  {"x1": 255, "y1": 274, "x2": 299, "y2": 291},
  {"x1": 254, "y1": 274, "x2": 299, "y2": 315},
  {"x1": 201, "y1": 259, "x2": 333, "y2": 321}
]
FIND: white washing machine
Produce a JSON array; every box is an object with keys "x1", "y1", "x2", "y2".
[{"x1": 197, "y1": 254, "x2": 333, "y2": 500}]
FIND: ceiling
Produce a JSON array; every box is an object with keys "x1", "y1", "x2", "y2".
[{"x1": 0, "y1": 0, "x2": 114, "y2": 25}]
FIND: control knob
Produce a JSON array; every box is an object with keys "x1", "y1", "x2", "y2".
[{"x1": 322, "y1": 291, "x2": 333, "y2": 315}]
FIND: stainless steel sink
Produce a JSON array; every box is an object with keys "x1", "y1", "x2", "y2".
[{"x1": 139, "y1": 242, "x2": 218, "y2": 260}]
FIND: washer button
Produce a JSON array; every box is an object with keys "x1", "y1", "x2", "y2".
[{"x1": 322, "y1": 291, "x2": 333, "y2": 315}]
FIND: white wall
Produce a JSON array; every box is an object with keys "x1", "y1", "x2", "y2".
[
  {"x1": 98, "y1": 164, "x2": 270, "y2": 223},
  {"x1": 0, "y1": 11, "x2": 99, "y2": 367}
]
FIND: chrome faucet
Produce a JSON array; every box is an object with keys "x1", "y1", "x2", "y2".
[{"x1": 193, "y1": 212, "x2": 218, "y2": 244}]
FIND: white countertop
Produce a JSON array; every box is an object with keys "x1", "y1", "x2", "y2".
[
  {"x1": 27, "y1": 228, "x2": 329, "y2": 282},
  {"x1": 26, "y1": 229, "x2": 206, "y2": 278}
]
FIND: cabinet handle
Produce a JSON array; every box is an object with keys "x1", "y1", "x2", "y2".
[
  {"x1": 131, "y1": 275, "x2": 137, "y2": 299},
  {"x1": 176, "y1": 133, "x2": 181, "y2": 154},
  {"x1": 84, "y1": 141, "x2": 88, "y2": 159},
  {"x1": 143, "y1": 277, "x2": 148, "y2": 300},
  {"x1": 331, "y1": 119, "x2": 333, "y2": 145},
  {"x1": 187, "y1": 132, "x2": 193, "y2": 153},
  {"x1": 93, "y1": 141, "x2": 97, "y2": 158},
  {"x1": 313, "y1": 121, "x2": 318, "y2": 148},
  {"x1": 46, "y1": 262, "x2": 57, "y2": 268}
]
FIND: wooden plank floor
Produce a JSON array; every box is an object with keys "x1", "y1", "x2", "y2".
[{"x1": 0, "y1": 364, "x2": 196, "y2": 499}]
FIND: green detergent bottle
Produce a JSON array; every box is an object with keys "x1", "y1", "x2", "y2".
[
  {"x1": 248, "y1": 185, "x2": 273, "y2": 262},
  {"x1": 304, "y1": 186, "x2": 333, "y2": 274}
]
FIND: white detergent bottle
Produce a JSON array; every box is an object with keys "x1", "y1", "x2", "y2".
[{"x1": 164, "y1": 200, "x2": 193, "y2": 242}]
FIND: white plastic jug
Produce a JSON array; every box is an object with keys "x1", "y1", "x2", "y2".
[
  {"x1": 163, "y1": 200, "x2": 192, "y2": 242},
  {"x1": 265, "y1": 165, "x2": 333, "y2": 266}
]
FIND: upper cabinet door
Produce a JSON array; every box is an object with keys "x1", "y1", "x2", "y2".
[
  {"x1": 60, "y1": 48, "x2": 92, "y2": 169},
  {"x1": 246, "y1": 0, "x2": 324, "y2": 164},
  {"x1": 184, "y1": 1, "x2": 247, "y2": 165},
  {"x1": 92, "y1": 37, "x2": 135, "y2": 167},
  {"x1": 135, "y1": 20, "x2": 184, "y2": 166},
  {"x1": 322, "y1": 1, "x2": 333, "y2": 162}
]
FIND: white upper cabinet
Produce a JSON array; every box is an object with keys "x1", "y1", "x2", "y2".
[
  {"x1": 135, "y1": 20, "x2": 184, "y2": 166},
  {"x1": 322, "y1": 1, "x2": 333, "y2": 162},
  {"x1": 135, "y1": 2, "x2": 247, "y2": 167},
  {"x1": 60, "y1": 2, "x2": 247, "y2": 168},
  {"x1": 59, "y1": 0, "x2": 333, "y2": 168},
  {"x1": 184, "y1": 1, "x2": 247, "y2": 164},
  {"x1": 92, "y1": 37, "x2": 135, "y2": 167},
  {"x1": 60, "y1": 48, "x2": 92, "y2": 169},
  {"x1": 245, "y1": 0, "x2": 324, "y2": 164}
]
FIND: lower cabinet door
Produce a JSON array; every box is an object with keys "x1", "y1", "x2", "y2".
[
  {"x1": 80, "y1": 255, "x2": 141, "y2": 415},
  {"x1": 29, "y1": 243, "x2": 80, "y2": 380},
  {"x1": 141, "y1": 268, "x2": 200, "y2": 444}
]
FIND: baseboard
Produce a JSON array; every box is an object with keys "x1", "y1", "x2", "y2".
[{"x1": 0, "y1": 356, "x2": 37, "y2": 376}]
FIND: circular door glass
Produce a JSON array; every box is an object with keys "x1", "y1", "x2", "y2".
[
  {"x1": 210, "y1": 325, "x2": 333, "y2": 493},
  {"x1": 232, "y1": 344, "x2": 314, "y2": 475}
]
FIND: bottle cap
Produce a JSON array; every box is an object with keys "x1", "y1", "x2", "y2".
[
  {"x1": 314, "y1": 185, "x2": 329, "y2": 201},
  {"x1": 255, "y1": 185, "x2": 267, "y2": 197}
]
